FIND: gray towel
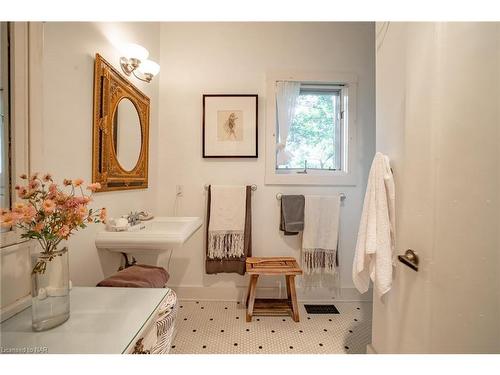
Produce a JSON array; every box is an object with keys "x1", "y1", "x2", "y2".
[{"x1": 280, "y1": 195, "x2": 305, "y2": 235}]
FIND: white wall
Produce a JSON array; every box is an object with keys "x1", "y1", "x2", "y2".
[
  {"x1": 157, "y1": 23, "x2": 375, "y2": 300},
  {"x1": 373, "y1": 22, "x2": 500, "y2": 353},
  {"x1": 31, "y1": 22, "x2": 161, "y2": 286},
  {"x1": 20, "y1": 22, "x2": 375, "y2": 300}
]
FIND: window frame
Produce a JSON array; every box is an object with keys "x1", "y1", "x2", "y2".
[
  {"x1": 265, "y1": 71, "x2": 358, "y2": 186},
  {"x1": 1, "y1": 23, "x2": 32, "y2": 248},
  {"x1": 1, "y1": 23, "x2": 12, "y2": 214},
  {"x1": 276, "y1": 83, "x2": 344, "y2": 173}
]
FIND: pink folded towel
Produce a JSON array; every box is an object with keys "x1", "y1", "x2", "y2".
[{"x1": 97, "y1": 264, "x2": 169, "y2": 288}]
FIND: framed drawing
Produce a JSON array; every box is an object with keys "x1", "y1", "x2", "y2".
[{"x1": 202, "y1": 94, "x2": 258, "y2": 158}]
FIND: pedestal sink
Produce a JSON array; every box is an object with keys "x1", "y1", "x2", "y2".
[{"x1": 95, "y1": 217, "x2": 203, "y2": 256}]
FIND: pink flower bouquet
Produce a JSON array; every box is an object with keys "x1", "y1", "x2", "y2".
[{"x1": 0, "y1": 173, "x2": 106, "y2": 274}]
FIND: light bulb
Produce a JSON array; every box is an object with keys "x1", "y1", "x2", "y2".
[
  {"x1": 138, "y1": 59, "x2": 160, "y2": 76},
  {"x1": 122, "y1": 43, "x2": 149, "y2": 61}
]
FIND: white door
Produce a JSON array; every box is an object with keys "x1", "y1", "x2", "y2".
[{"x1": 372, "y1": 22, "x2": 500, "y2": 354}]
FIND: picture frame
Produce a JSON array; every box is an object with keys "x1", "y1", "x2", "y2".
[{"x1": 202, "y1": 94, "x2": 258, "y2": 158}]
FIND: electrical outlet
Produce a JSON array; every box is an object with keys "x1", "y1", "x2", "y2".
[{"x1": 176, "y1": 185, "x2": 183, "y2": 197}]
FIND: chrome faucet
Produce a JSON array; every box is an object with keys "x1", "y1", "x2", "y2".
[{"x1": 127, "y1": 211, "x2": 141, "y2": 226}]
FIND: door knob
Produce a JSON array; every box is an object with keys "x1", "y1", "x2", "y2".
[{"x1": 398, "y1": 249, "x2": 419, "y2": 271}]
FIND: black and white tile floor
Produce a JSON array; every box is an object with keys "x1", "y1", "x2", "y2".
[{"x1": 170, "y1": 300, "x2": 372, "y2": 354}]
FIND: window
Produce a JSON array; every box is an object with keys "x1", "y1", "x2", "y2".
[
  {"x1": 277, "y1": 84, "x2": 344, "y2": 173},
  {"x1": 265, "y1": 72, "x2": 357, "y2": 186}
]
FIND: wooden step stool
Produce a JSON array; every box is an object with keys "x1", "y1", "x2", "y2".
[{"x1": 245, "y1": 257, "x2": 303, "y2": 322}]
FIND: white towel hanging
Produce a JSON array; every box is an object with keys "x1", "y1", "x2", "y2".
[
  {"x1": 207, "y1": 185, "x2": 247, "y2": 259},
  {"x1": 302, "y1": 195, "x2": 341, "y2": 275},
  {"x1": 352, "y1": 152, "x2": 396, "y2": 298}
]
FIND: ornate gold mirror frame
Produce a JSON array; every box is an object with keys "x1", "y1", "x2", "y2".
[{"x1": 92, "y1": 53, "x2": 150, "y2": 191}]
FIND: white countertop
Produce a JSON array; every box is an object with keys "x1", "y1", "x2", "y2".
[{"x1": 0, "y1": 287, "x2": 168, "y2": 354}]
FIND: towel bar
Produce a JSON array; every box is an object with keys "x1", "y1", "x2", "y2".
[
  {"x1": 204, "y1": 184, "x2": 257, "y2": 191},
  {"x1": 276, "y1": 192, "x2": 346, "y2": 201}
]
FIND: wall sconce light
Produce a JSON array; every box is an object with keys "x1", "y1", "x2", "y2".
[{"x1": 119, "y1": 43, "x2": 160, "y2": 83}]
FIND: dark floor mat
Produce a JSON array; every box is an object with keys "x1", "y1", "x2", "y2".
[{"x1": 304, "y1": 304, "x2": 340, "y2": 314}]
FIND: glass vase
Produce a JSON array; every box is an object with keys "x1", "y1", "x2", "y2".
[{"x1": 30, "y1": 246, "x2": 70, "y2": 331}]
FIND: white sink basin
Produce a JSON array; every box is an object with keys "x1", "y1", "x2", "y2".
[{"x1": 95, "y1": 217, "x2": 203, "y2": 255}]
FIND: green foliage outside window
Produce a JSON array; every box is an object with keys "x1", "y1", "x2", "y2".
[{"x1": 281, "y1": 93, "x2": 338, "y2": 170}]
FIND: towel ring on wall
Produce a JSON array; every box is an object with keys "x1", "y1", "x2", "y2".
[
  {"x1": 275, "y1": 192, "x2": 346, "y2": 201},
  {"x1": 204, "y1": 184, "x2": 257, "y2": 191}
]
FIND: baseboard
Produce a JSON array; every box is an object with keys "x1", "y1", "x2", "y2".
[{"x1": 170, "y1": 285, "x2": 372, "y2": 303}]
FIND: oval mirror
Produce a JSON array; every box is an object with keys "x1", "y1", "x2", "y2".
[{"x1": 113, "y1": 98, "x2": 142, "y2": 171}]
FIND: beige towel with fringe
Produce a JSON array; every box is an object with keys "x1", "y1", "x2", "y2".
[
  {"x1": 207, "y1": 185, "x2": 247, "y2": 259},
  {"x1": 302, "y1": 195, "x2": 341, "y2": 275}
]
